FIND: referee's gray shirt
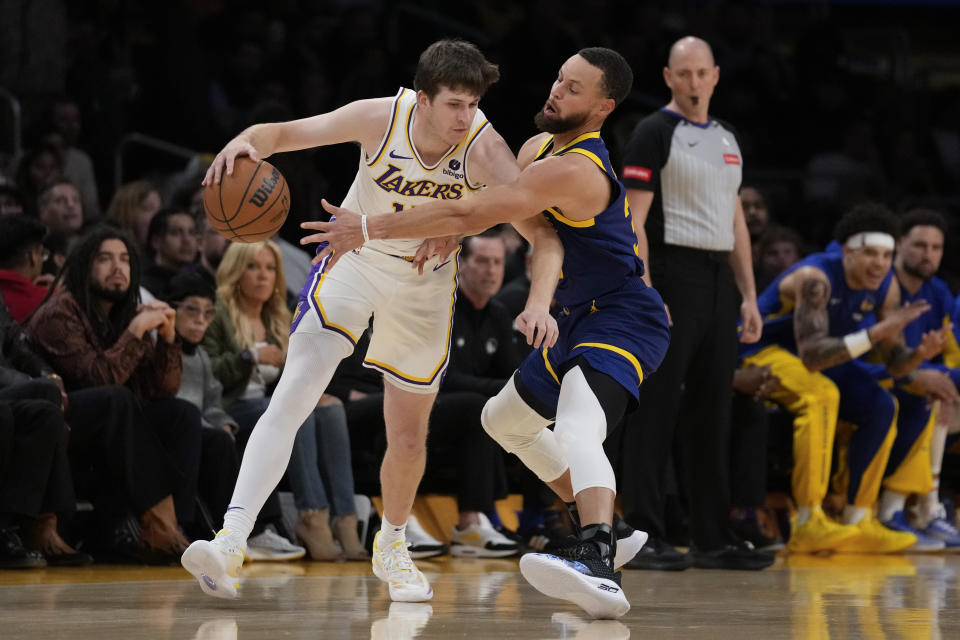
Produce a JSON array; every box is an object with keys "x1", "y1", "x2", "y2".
[{"x1": 622, "y1": 108, "x2": 742, "y2": 252}]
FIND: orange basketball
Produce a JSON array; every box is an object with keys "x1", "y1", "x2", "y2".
[{"x1": 203, "y1": 156, "x2": 290, "y2": 243}]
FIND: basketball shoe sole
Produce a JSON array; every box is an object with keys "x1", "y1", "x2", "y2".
[{"x1": 519, "y1": 553, "x2": 630, "y2": 619}]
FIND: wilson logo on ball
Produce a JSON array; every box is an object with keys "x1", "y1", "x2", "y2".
[{"x1": 249, "y1": 168, "x2": 281, "y2": 207}]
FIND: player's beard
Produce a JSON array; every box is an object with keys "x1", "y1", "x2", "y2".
[
  {"x1": 902, "y1": 259, "x2": 936, "y2": 281},
  {"x1": 534, "y1": 107, "x2": 590, "y2": 134}
]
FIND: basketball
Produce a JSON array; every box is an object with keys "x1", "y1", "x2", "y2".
[{"x1": 203, "y1": 156, "x2": 290, "y2": 243}]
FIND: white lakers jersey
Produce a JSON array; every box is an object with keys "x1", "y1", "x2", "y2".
[{"x1": 341, "y1": 87, "x2": 490, "y2": 256}]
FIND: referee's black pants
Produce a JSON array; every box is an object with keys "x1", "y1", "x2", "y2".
[{"x1": 621, "y1": 246, "x2": 740, "y2": 551}]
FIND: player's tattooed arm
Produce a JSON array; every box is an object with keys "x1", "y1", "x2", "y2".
[{"x1": 793, "y1": 273, "x2": 850, "y2": 371}]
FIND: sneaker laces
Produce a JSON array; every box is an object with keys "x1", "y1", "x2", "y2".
[{"x1": 382, "y1": 541, "x2": 419, "y2": 579}]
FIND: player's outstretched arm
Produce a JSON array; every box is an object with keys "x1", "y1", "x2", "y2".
[
  {"x1": 302, "y1": 154, "x2": 590, "y2": 268},
  {"x1": 203, "y1": 98, "x2": 392, "y2": 185}
]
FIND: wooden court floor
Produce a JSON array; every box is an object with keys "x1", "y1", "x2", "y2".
[{"x1": 1, "y1": 553, "x2": 959, "y2": 639}]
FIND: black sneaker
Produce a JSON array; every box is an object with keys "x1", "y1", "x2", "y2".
[
  {"x1": 519, "y1": 525, "x2": 630, "y2": 619},
  {"x1": 729, "y1": 508, "x2": 785, "y2": 552},
  {"x1": 691, "y1": 541, "x2": 775, "y2": 570},
  {"x1": 0, "y1": 527, "x2": 46, "y2": 569},
  {"x1": 624, "y1": 536, "x2": 692, "y2": 571}
]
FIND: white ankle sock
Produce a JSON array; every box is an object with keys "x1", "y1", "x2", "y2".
[
  {"x1": 222, "y1": 505, "x2": 256, "y2": 543},
  {"x1": 843, "y1": 505, "x2": 869, "y2": 525},
  {"x1": 878, "y1": 490, "x2": 906, "y2": 522},
  {"x1": 380, "y1": 517, "x2": 407, "y2": 546},
  {"x1": 796, "y1": 507, "x2": 812, "y2": 526}
]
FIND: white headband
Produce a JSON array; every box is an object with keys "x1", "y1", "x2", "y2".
[{"x1": 845, "y1": 232, "x2": 895, "y2": 250}]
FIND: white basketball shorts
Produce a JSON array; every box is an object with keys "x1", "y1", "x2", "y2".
[{"x1": 290, "y1": 246, "x2": 459, "y2": 394}]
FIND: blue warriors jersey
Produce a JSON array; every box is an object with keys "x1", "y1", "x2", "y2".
[
  {"x1": 534, "y1": 132, "x2": 645, "y2": 307},
  {"x1": 743, "y1": 251, "x2": 894, "y2": 357}
]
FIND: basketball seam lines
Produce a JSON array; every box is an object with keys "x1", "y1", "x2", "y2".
[
  {"x1": 227, "y1": 160, "x2": 265, "y2": 224},
  {"x1": 220, "y1": 179, "x2": 287, "y2": 234}
]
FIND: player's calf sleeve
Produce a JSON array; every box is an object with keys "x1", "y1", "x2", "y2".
[
  {"x1": 229, "y1": 331, "x2": 353, "y2": 519},
  {"x1": 481, "y1": 377, "x2": 568, "y2": 482},
  {"x1": 554, "y1": 366, "x2": 616, "y2": 495}
]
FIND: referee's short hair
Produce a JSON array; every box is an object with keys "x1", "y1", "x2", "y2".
[
  {"x1": 833, "y1": 202, "x2": 899, "y2": 244},
  {"x1": 578, "y1": 47, "x2": 633, "y2": 107}
]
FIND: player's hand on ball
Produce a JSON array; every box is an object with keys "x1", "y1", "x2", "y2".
[
  {"x1": 301, "y1": 199, "x2": 365, "y2": 269},
  {"x1": 516, "y1": 307, "x2": 559, "y2": 349},
  {"x1": 203, "y1": 137, "x2": 261, "y2": 186}
]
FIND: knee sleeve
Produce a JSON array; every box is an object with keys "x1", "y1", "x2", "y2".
[
  {"x1": 554, "y1": 366, "x2": 616, "y2": 495},
  {"x1": 481, "y1": 377, "x2": 568, "y2": 482}
]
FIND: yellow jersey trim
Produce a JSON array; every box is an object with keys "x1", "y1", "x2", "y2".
[
  {"x1": 942, "y1": 313, "x2": 960, "y2": 369},
  {"x1": 368, "y1": 87, "x2": 406, "y2": 168},
  {"x1": 536, "y1": 136, "x2": 554, "y2": 160},
  {"x1": 573, "y1": 342, "x2": 645, "y2": 385},
  {"x1": 542, "y1": 348, "x2": 560, "y2": 384},
  {"x1": 547, "y1": 206, "x2": 595, "y2": 228},
  {"x1": 565, "y1": 148, "x2": 606, "y2": 173},
  {"x1": 554, "y1": 131, "x2": 601, "y2": 155}
]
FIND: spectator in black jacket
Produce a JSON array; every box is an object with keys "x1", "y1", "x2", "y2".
[{"x1": 436, "y1": 231, "x2": 521, "y2": 557}]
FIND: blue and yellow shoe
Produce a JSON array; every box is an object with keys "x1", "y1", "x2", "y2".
[
  {"x1": 181, "y1": 529, "x2": 245, "y2": 599},
  {"x1": 372, "y1": 531, "x2": 433, "y2": 602}
]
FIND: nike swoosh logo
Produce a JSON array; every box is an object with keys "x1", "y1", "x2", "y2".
[
  {"x1": 687, "y1": 141, "x2": 699, "y2": 147},
  {"x1": 433, "y1": 259, "x2": 452, "y2": 272},
  {"x1": 389, "y1": 150, "x2": 412, "y2": 160}
]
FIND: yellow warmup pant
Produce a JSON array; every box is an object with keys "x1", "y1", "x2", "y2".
[{"x1": 741, "y1": 346, "x2": 840, "y2": 507}]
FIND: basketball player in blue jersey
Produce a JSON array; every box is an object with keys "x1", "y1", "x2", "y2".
[
  {"x1": 305, "y1": 48, "x2": 671, "y2": 619},
  {"x1": 872, "y1": 209, "x2": 960, "y2": 549},
  {"x1": 182, "y1": 40, "x2": 565, "y2": 603},
  {"x1": 739, "y1": 204, "x2": 953, "y2": 554}
]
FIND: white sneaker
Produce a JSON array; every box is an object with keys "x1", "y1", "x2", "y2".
[
  {"x1": 192, "y1": 618, "x2": 238, "y2": 640},
  {"x1": 372, "y1": 531, "x2": 433, "y2": 602},
  {"x1": 246, "y1": 526, "x2": 306, "y2": 562},
  {"x1": 405, "y1": 514, "x2": 448, "y2": 559},
  {"x1": 181, "y1": 529, "x2": 246, "y2": 599},
  {"x1": 450, "y1": 513, "x2": 520, "y2": 558},
  {"x1": 370, "y1": 602, "x2": 433, "y2": 640}
]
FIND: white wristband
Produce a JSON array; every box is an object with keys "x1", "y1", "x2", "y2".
[
  {"x1": 843, "y1": 329, "x2": 872, "y2": 359},
  {"x1": 361, "y1": 215, "x2": 370, "y2": 243}
]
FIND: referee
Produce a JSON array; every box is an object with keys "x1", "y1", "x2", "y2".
[{"x1": 619, "y1": 36, "x2": 771, "y2": 570}]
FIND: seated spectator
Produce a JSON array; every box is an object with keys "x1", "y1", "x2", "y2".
[
  {"x1": 106, "y1": 180, "x2": 162, "y2": 254},
  {"x1": 0, "y1": 391, "x2": 71, "y2": 569},
  {"x1": 0, "y1": 183, "x2": 26, "y2": 217},
  {"x1": 756, "y1": 225, "x2": 804, "y2": 291},
  {"x1": 48, "y1": 97, "x2": 101, "y2": 220},
  {"x1": 37, "y1": 178, "x2": 84, "y2": 236},
  {"x1": 193, "y1": 221, "x2": 231, "y2": 291},
  {"x1": 741, "y1": 185, "x2": 770, "y2": 247},
  {"x1": 0, "y1": 216, "x2": 52, "y2": 321},
  {"x1": 205, "y1": 240, "x2": 366, "y2": 561},
  {"x1": 142, "y1": 207, "x2": 200, "y2": 298},
  {"x1": 0, "y1": 291, "x2": 179, "y2": 564},
  {"x1": 14, "y1": 144, "x2": 62, "y2": 217},
  {"x1": 437, "y1": 231, "x2": 519, "y2": 557},
  {"x1": 26, "y1": 225, "x2": 202, "y2": 554}
]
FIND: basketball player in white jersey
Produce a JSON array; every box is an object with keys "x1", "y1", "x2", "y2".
[{"x1": 181, "y1": 40, "x2": 563, "y2": 602}]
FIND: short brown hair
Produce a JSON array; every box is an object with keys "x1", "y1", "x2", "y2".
[{"x1": 413, "y1": 39, "x2": 500, "y2": 100}]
